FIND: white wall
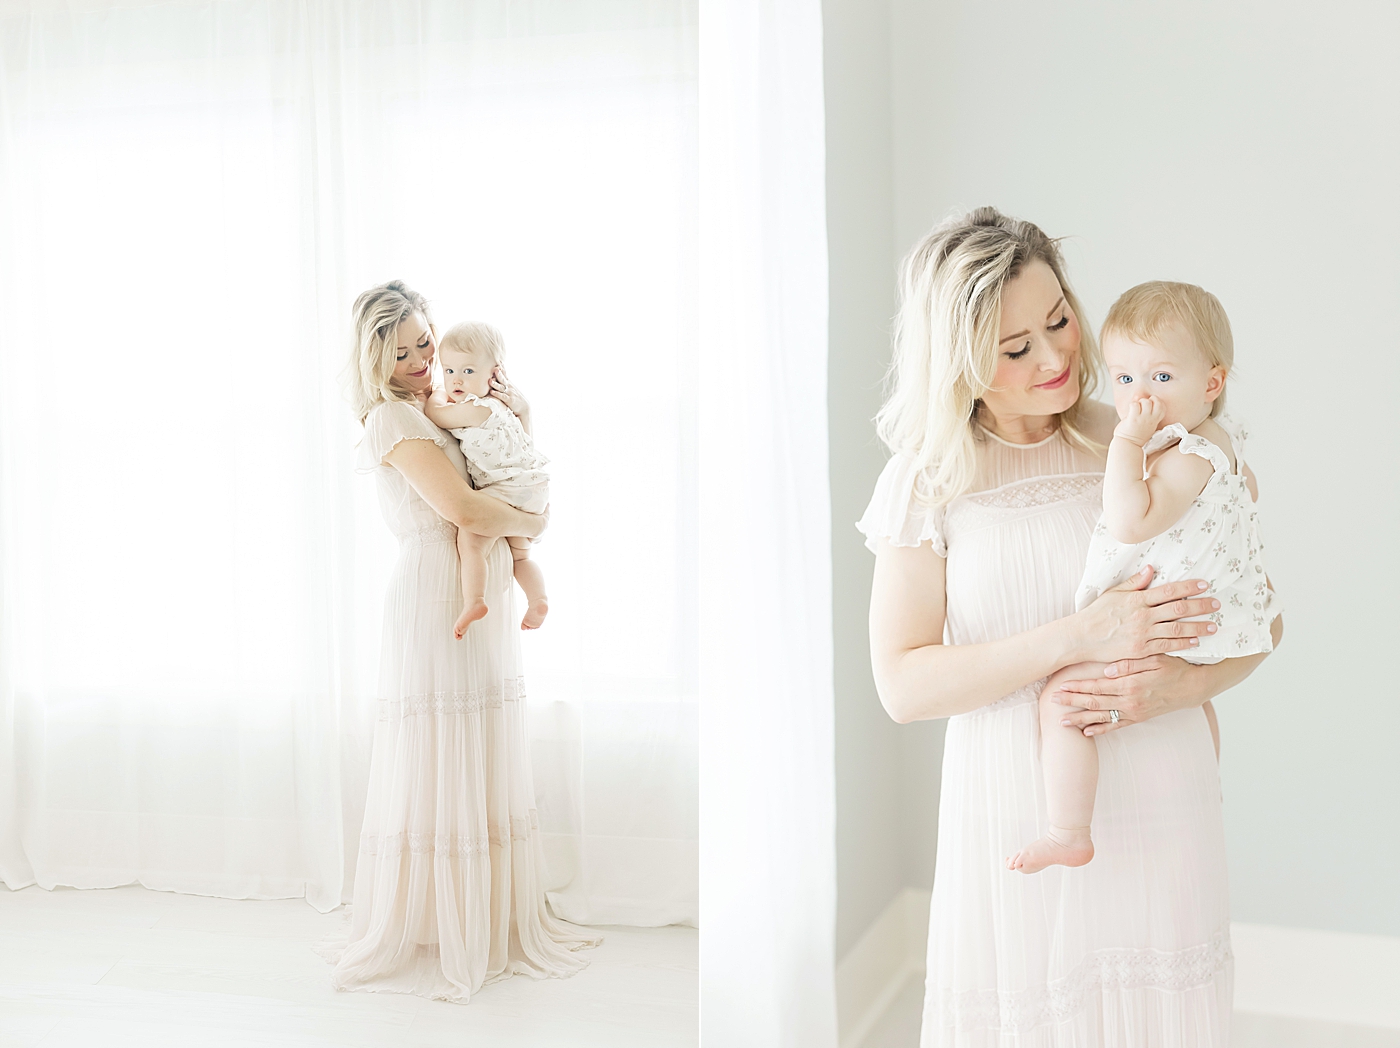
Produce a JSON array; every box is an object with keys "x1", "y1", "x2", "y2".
[
  {"x1": 830, "y1": 0, "x2": 1400, "y2": 958},
  {"x1": 823, "y1": 0, "x2": 907, "y2": 961}
]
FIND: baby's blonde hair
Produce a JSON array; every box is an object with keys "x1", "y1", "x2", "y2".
[
  {"x1": 439, "y1": 321, "x2": 505, "y2": 366},
  {"x1": 876, "y1": 207, "x2": 1103, "y2": 506},
  {"x1": 347, "y1": 279, "x2": 434, "y2": 423},
  {"x1": 1101, "y1": 281, "x2": 1233, "y2": 417}
]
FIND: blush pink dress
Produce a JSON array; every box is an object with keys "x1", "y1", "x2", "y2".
[
  {"x1": 859, "y1": 425, "x2": 1232, "y2": 1048},
  {"x1": 324, "y1": 398, "x2": 597, "y2": 1002}
]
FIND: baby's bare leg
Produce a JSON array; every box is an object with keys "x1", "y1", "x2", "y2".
[
  {"x1": 454, "y1": 530, "x2": 493, "y2": 639},
  {"x1": 508, "y1": 536, "x2": 548, "y2": 630},
  {"x1": 1006, "y1": 662, "x2": 1109, "y2": 874}
]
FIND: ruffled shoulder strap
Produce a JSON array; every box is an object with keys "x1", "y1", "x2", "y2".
[
  {"x1": 1213, "y1": 413, "x2": 1249, "y2": 473},
  {"x1": 356, "y1": 398, "x2": 447, "y2": 474},
  {"x1": 1142, "y1": 422, "x2": 1231, "y2": 476},
  {"x1": 855, "y1": 452, "x2": 947, "y2": 557}
]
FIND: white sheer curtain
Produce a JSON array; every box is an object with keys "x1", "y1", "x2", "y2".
[
  {"x1": 0, "y1": 0, "x2": 696, "y2": 924},
  {"x1": 698, "y1": 0, "x2": 836, "y2": 1043}
]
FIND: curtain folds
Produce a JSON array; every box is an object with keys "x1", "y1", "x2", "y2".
[
  {"x1": 0, "y1": 0, "x2": 696, "y2": 924},
  {"x1": 697, "y1": 0, "x2": 836, "y2": 1043}
]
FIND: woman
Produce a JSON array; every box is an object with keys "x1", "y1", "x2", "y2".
[
  {"x1": 330, "y1": 280, "x2": 597, "y2": 1002},
  {"x1": 859, "y1": 210, "x2": 1281, "y2": 1045}
]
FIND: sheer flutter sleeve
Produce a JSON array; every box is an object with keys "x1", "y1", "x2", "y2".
[
  {"x1": 855, "y1": 452, "x2": 947, "y2": 557},
  {"x1": 356, "y1": 399, "x2": 449, "y2": 474}
]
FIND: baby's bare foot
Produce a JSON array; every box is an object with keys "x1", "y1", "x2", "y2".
[
  {"x1": 521, "y1": 597, "x2": 549, "y2": 630},
  {"x1": 1005, "y1": 827, "x2": 1094, "y2": 875},
  {"x1": 454, "y1": 600, "x2": 488, "y2": 639}
]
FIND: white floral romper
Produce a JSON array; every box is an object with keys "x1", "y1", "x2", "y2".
[{"x1": 1075, "y1": 414, "x2": 1280, "y2": 663}]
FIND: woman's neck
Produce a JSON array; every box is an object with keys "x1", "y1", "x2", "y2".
[{"x1": 976, "y1": 406, "x2": 1060, "y2": 445}]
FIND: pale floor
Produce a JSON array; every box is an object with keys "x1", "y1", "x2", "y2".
[
  {"x1": 0, "y1": 884, "x2": 697, "y2": 1048},
  {"x1": 863, "y1": 972, "x2": 1400, "y2": 1048}
]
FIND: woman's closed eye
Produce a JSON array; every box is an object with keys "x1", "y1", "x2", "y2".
[
  {"x1": 1049, "y1": 314, "x2": 1070, "y2": 332},
  {"x1": 1007, "y1": 343, "x2": 1031, "y2": 360}
]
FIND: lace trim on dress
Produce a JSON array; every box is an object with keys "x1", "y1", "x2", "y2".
[
  {"x1": 398, "y1": 519, "x2": 458, "y2": 546},
  {"x1": 379, "y1": 678, "x2": 524, "y2": 720},
  {"x1": 931, "y1": 925, "x2": 1232, "y2": 1031},
  {"x1": 963, "y1": 472, "x2": 1103, "y2": 510},
  {"x1": 359, "y1": 812, "x2": 540, "y2": 856}
]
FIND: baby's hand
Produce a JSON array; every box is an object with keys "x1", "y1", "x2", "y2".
[{"x1": 1114, "y1": 396, "x2": 1164, "y2": 446}]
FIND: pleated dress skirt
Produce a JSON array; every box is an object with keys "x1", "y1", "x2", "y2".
[{"x1": 329, "y1": 521, "x2": 598, "y2": 1002}]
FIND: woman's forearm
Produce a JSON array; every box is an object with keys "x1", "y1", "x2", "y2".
[
  {"x1": 385, "y1": 437, "x2": 545, "y2": 540},
  {"x1": 452, "y1": 490, "x2": 540, "y2": 539},
  {"x1": 875, "y1": 617, "x2": 1079, "y2": 723}
]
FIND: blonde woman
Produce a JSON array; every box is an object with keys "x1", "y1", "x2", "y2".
[
  {"x1": 329, "y1": 280, "x2": 596, "y2": 1002},
  {"x1": 858, "y1": 210, "x2": 1282, "y2": 1045}
]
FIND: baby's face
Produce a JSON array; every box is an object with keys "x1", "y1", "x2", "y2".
[
  {"x1": 1103, "y1": 322, "x2": 1224, "y2": 430},
  {"x1": 440, "y1": 348, "x2": 492, "y2": 401}
]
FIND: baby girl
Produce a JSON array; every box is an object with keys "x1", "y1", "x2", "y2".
[
  {"x1": 424, "y1": 322, "x2": 550, "y2": 638},
  {"x1": 1008, "y1": 281, "x2": 1278, "y2": 875}
]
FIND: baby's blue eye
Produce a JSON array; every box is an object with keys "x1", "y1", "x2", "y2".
[
  {"x1": 1153, "y1": 372, "x2": 1172, "y2": 382},
  {"x1": 465, "y1": 368, "x2": 474, "y2": 374},
  {"x1": 1116, "y1": 375, "x2": 1132, "y2": 384}
]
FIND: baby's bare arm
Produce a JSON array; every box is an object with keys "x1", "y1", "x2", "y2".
[
  {"x1": 423, "y1": 397, "x2": 493, "y2": 430},
  {"x1": 1108, "y1": 442, "x2": 1209, "y2": 540}
]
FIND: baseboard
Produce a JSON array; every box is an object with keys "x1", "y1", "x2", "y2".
[
  {"x1": 836, "y1": 890, "x2": 1400, "y2": 1044},
  {"x1": 835, "y1": 888, "x2": 929, "y2": 1048},
  {"x1": 1232, "y1": 922, "x2": 1400, "y2": 1030}
]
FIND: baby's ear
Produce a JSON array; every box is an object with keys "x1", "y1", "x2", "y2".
[{"x1": 1203, "y1": 365, "x2": 1227, "y2": 402}]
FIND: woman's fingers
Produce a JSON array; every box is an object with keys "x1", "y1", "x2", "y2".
[
  {"x1": 1144, "y1": 580, "x2": 1210, "y2": 606},
  {"x1": 1107, "y1": 566, "x2": 1155, "y2": 592},
  {"x1": 1149, "y1": 595, "x2": 1220, "y2": 623},
  {"x1": 1071, "y1": 709, "x2": 1129, "y2": 737},
  {"x1": 1153, "y1": 620, "x2": 1216, "y2": 642}
]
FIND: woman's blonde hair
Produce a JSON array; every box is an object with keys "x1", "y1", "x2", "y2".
[
  {"x1": 347, "y1": 279, "x2": 434, "y2": 423},
  {"x1": 1101, "y1": 280, "x2": 1233, "y2": 418},
  {"x1": 439, "y1": 321, "x2": 505, "y2": 366},
  {"x1": 875, "y1": 207, "x2": 1103, "y2": 505}
]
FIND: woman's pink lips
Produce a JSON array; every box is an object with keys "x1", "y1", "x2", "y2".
[{"x1": 1035, "y1": 365, "x2": 1072, "y2": 390}]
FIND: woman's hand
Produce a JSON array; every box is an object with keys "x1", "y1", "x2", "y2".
[
  {"x1": 488, "y1": 365, "x2": 529, "y2": 418},
  {"x1": 1050, "y1": 654, "x2": 1203, "y2": 736},
  {"x1": 1055, "y1": 609, "x2": 1283, "y2": 737},
  {"x1": 1070, "y1": 566, "x2": 1220, "y2": 664}
]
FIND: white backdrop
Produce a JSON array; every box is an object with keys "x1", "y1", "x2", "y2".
[{"x1": 0, "y1": 0, "x2": 696, "y2": 925}]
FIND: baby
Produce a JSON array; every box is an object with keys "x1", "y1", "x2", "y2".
[
  {"x1": 424, "y1": 322, "x2": 550, "y2": 638},
  {"x1": 1007, "y1": 281, "x2": 1277, "y2": 875}
]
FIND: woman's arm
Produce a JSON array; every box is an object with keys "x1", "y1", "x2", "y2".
[
  {"x1": 384, "y1": 438, "x2": 546, "y2": 539},
  {"x1": 869, "y1": 540, "x2": 1221, "y2": 723},
  {"x1": 1052, "y1": 608, "x2": 1283, "y2": 735}
]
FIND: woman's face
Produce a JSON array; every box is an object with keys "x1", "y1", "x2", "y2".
[
  {"x1": 392, "y1": 311, "x2": 437, "y2": 393},
  {"x1": 980, "y1": 259, "x2": 1082, "y2": 425}
]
